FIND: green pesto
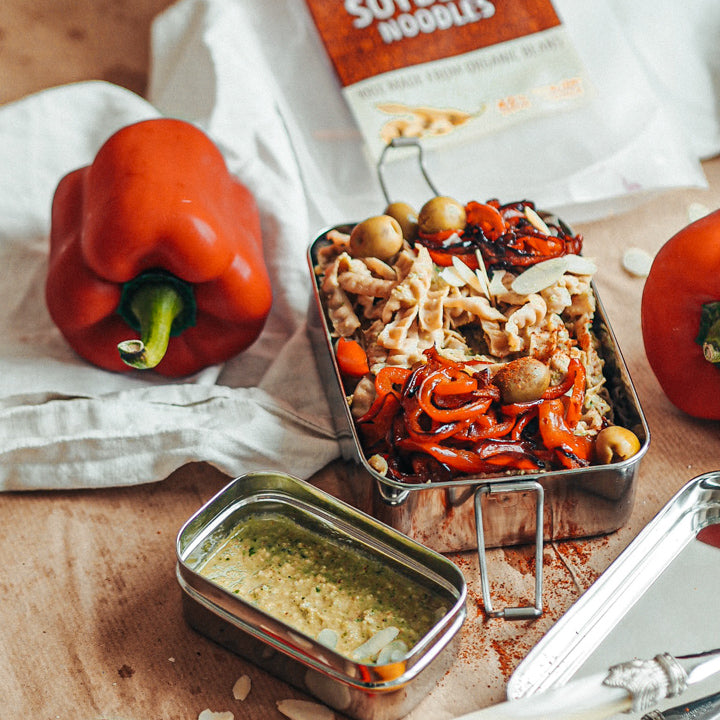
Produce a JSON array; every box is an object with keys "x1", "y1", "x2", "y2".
[{"x1": 198, "y1": 513, "x2": 448, "y2": 659}]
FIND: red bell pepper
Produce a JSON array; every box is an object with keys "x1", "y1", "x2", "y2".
[
  {"x1": 45, "y1": 118, "x2": 272, "y2": 377},
  {"x1": 641, "y1": 210, "x2": 720, "y2": 419}
]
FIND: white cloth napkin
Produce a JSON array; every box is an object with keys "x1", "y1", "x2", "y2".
[{"x1": 0, "y1": 0, "x2": 718, "y2": 490}]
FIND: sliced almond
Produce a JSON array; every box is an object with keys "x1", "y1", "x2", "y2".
[
  {"x1": 198, "y1": 711, "x2": 234, "y2": 720},
  {"x1": 524, "y1": 206, "x2": 552, "y2": 235},
  {"x1": 564, "y1": 254, "x2": 597, "y2": 276},
  {"x1": 317, "y1": 628, "x2": 339, "y2": 649},
  {"x1": 622, "y1": 247, "x2": 653, "y2": 277},
  {"x1": 232, "y1": 675, "x2": 251, "y2": 701},
  {"x1": 277, "y1": 699, "x2": 335, "y2": 720},
  {"x1": 451, "y1": 256, "x2": 485, "y2": 295},
  {"x1": 351, "y1": 626, "x2": 400, "y2": 661},
  {"x1": 474, "y1": 250, "x2": 492, "y2": 300},
  {"x1": 438, "y1": 265, "x2": 466, "y2": 287},
  {"x1": 376, "y1": 639, "x2": 408, "y2": 665},
  {"x1": 511, "y1": 256, "x2": 569, "y2": 295},
  {"x1": 487, "y1": 269, "x2": 509, "y2": 297}
]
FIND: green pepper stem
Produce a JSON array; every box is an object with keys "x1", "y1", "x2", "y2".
[
  {"x1": 703, "y1": 318, "x2": 720, "y2": 363},
  {"x1": 698, "y1": 301, "x2": 720, "y2": 365},
  {"x1": 117, "y1": 282, "x2": 184, "y2": 370}
]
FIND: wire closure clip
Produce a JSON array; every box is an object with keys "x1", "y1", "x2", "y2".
[
  {"x1": 377, "y1": 137, "x2": 440, "y2": 205},
  {"x1": 474, "y1": 480, "x2": 545, "y2": 620}
]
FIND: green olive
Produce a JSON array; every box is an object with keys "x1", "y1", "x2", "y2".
[
  {"x1": 349, "y1": 215, "x2": 404, "y2": 261},
  {"x1": 493, "y1": 357, "x2": 551, "y2": 404},
  {"x1": 418, "y1": 196, "x2": 466, "y2": 235},
  {"x1": 384, "y1": 201, "x2": 418, "y2": 242},
  {"x1": 594, "y1": 426, "x2": 641, "y2": 464}
]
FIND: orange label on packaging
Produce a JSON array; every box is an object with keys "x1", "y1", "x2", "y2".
[
  {"x1": 305, "y1": 0, "x2": 590, "y2": 161},
  {"x1": 306, "y1": 0, "x2": 561, "y2": 86}
]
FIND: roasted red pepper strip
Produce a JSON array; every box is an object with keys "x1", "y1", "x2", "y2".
[
  {"x1": 398, "y1": 437, "x2": 540, "y2": 473},
  {"x1": 537, "y1": 399, "x2": 593, "y2": 468},
  {"x1": 542, "y1": 357, "x2": 582, "y2": 400},
  {"x1": 454, "y1": 415, "x2": 515, "y2": 441},
  {"x1": 433, "y1": 376, "x2": 478, "y2": 396},
  {"x1": 45, "y1": 118, "x2": 272, "y2": 377},
  {"x1": 417, "y1": 229, "x2": 459, "y2": 243},
  {"x1": 357, "y1": 366, "x2": 411, "y2": 423},
  {"x1": 511, "y1": 408, "x2": 538, "y2": 441},
  {"x1": 427, "y1": 248, "x2": 479, "y2": 269},
  {"x1": 417, "y1": 371, "x2": 494, "y2": 422},
  {"x1": 565, "y1": 359, "x2": 586, "y2": 428},
  {"x1": 359, "y1": 393, "x2": 401, "y2": 448},
  {"x1": 465, "y1": 201, "x2": 505, "y2": 239}
]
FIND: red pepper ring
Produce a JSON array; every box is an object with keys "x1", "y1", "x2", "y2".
[
  {"x1": 542, "y1": 357, "x2": 583, "y2": 400},
  {"x1": 357, "y1": 366, "x2": 412, "y2": 423},
  {"x1": 426, "y1": 248, "x2": 479, "y2": 269},
  {"x1": 465, "y1": 201, "x2": 506, "y2": 240},
  {"x1": 564, "y1": 360, "x2": 587, "y2": 428},
  {"x1": 537, "y1": 398, "x2": 593, "y2": 466},
  {"x1": 417, "y1": 371, "x2": 493, "y2": 422}
]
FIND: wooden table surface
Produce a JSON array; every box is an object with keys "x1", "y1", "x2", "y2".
[{"x1": 1, "y1": 3, "x2": 719, "y2": 719}]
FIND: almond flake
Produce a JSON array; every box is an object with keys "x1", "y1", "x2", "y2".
[
  {"x1": 438, "y1": 265, "x2": 466, "y2": 287},
  {"x1": 276, "y1": 699, "x2": 335, "y2": 720},
  {"x1": 317, "y1": 628, "x2": 339, "y2": 649},
  {"x1": 474, "y1": 250, "x2": 493, "y2": 300},
  {"x1": 232, "y1": 674, "x2": 251, "y2": 701},
  {"x1": 622, "y1": 247, "x2": 653, "y2": 277},
  {"x1": 524, "y1": 206, "x2": 552, "y2": 235},
  {"x1": 511, "y1": 256, "x2": 569, "y2": 295},
  {"x1": 198, "y1": 711, "x2": 234, "y2": 720},
  {"x1": 351, "y1": 626, "x2": 399, "y2": 661},
  {"x1": 451, "y1": 256, "x2": 485, "y2": 295},
  {"x1": 564, "y1": 254, "x2": 597, "y2": 275}
]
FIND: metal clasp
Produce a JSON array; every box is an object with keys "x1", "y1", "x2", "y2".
[
  {"x1": 474, "y1": 480, "x2": 544, "y2": 620},
  {"x1": 377, "y1": 137, "x2": 440, "y2": 205}
]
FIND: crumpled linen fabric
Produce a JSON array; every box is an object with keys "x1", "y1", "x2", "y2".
[{"x1": 0, "y1": 0, "x2": 718, "y2": 490}]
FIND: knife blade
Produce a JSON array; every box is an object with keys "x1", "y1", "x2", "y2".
[{"x1": 643, "y1": 690, "x2": 720, "y2": 720}]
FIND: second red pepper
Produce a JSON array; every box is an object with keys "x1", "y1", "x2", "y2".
[{"x1": 46, "y1": 118, "x2": 273, "y2": 377}]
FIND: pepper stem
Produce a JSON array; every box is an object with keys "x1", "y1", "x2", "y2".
[
  {"x1": 116, "y1": 271, "x2": 196, "y2": 371},
  {"x1": 117, "y1": 282, "x2": 184, "y2": 369},
  {"x1": 697, "y1": 301, "x2": 720, "y2": 366}
]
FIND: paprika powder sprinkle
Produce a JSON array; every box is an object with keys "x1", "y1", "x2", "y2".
[{"x1": 45, "y1": 118, "x2": 272, "y2": 377}]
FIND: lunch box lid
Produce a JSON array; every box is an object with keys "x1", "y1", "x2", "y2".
[{"x1": 507, "y1": 470, "x2": 720, "y2": 714}]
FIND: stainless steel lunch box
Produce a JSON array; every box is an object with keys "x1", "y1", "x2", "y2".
[
  {"x1": 176, "y1": 471, "x2": 467, "y2": 720},
  {"x1": 307, "y1": 226, "x2": 650, "y2": 619}
]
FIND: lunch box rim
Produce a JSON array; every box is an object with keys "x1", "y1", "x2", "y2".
[
  {"x1": 306, "y1": 223, "x2": 650, "y2": 495},
  {"x1": 175, "y1": 470, "x2": 468, "y2": 691}
]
